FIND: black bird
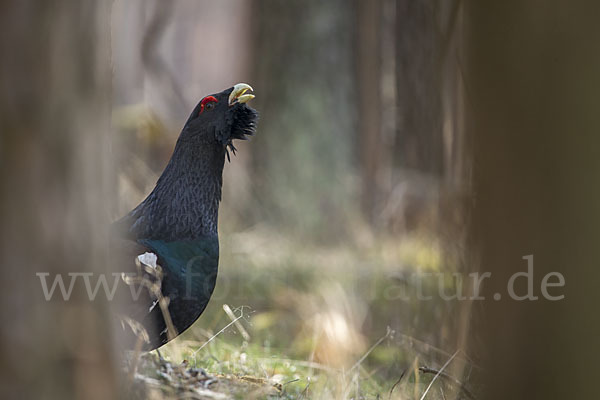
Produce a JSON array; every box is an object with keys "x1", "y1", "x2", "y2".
[{"x1": 113, "y1": 84, "x2": 257, "y2": 350}]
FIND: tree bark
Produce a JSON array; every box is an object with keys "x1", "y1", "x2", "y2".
[
  {"x1": 464, "y1": 1, "x2": 600, "y2": 398},
  {"x1": 357, "y1": 0, "x2": 383, "y2": 222},
  {"x1": 395, "y1": 0, "x2": 444, "y2": 177},
  {"x1": 0, "y1": 2, "x2": 117, "y2": 399}
]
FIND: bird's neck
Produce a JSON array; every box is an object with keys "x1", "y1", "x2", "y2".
[{"x1": 131, "y1": 139, "x2": 226, "y2": 241}]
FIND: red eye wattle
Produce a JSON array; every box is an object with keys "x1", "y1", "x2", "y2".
[{"x1": 199, "y1": 96, "x2": 218, "y2": 114}]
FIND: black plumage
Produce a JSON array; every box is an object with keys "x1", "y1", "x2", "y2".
[{"x1": 113, "y1": 84, "x2": 257, "y2": 350}]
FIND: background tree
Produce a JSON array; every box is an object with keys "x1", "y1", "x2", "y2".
[{"x1": 250, "y1": 0, "x2": 357, "y2": 239}]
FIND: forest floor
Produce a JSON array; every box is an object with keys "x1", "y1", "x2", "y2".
[{"x1": 125, "y1": 229, "x2": 480, "y2": 399}]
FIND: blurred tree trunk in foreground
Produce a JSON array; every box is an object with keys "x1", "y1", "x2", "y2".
[
  {"x1": 465, "y1": 1, "x2": 600, "y2": 398},
  {"x1": 0, "y1": 2, "x2": 116, "y2": 399}
]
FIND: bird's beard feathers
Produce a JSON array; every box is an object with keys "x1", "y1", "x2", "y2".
[{"x1": 225, "y1": 105, "x2": 258, "y2": 162}]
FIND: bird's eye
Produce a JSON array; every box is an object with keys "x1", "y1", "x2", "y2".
[{"x1": 199, "y1": 96, "x2": 218, "y2": 114}]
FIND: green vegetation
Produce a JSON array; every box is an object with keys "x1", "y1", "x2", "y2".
[{"x1": 129, "y1": 230, "x2": 478, "y2": 399}]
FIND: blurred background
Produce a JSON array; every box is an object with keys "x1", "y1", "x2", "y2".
[
  {"x1": 111, "y1": 0, "x2": 470, "y2": 397},
  {"x1": 2, "y1": 1, "x2": 600, "y2": 399}
]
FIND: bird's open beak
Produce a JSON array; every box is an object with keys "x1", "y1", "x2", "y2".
[{"x1": 228, "y1": 83, "x2": 255, "y2": 106}]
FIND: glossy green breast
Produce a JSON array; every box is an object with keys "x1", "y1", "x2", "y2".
[{"x1": 139, "y1": 236, "x2": 219, "y2": 302}]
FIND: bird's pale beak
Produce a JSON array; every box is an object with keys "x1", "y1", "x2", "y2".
[{"x1": 228, "y1": 83, "x2": 255, "y2": 106}]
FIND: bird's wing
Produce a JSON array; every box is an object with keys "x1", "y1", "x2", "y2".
[
  {"x1": 109, "y1": 233, "x2": 168, "y2": 346},
  {"x1": 134, "y1": 237, "x2": 219, "y2": 349},
  {"x1": 110, "y1": 212, "x2": 220, "y2": 349},
  {"x1": 110, "y1": 225, "x2": 220, "y2": 349}
]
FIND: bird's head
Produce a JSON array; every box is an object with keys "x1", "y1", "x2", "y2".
[{"x1": 181, "y1": 83, "x2": 258, "y2": 160}]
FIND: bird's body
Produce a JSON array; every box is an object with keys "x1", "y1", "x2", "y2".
[{"x1": 113, "y1": 84, "x2": 257, "y2": 350}]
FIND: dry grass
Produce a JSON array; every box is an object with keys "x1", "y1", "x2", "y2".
[{"x1": 126, "y1": 228, "x2": 480, "y2": 399}]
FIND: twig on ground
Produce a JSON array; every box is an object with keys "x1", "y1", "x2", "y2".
[
  {"x1": 396, "y1": 333, "x2": 482, "y2": 370},
  {"x1": 349, "y1": 326, "x2": 395, "y2": 373},
  {"x1": 127, "y1": 333, "x2": 145, "y2": 381},
  {"x1": 388, "y1": 368, "x2": 406, "y2": 399},
  {"x1": 283, "y1": 378, "x2": 300, "y2": 386},
  {"x1": 298, "y1": 378, "x2": 310, "y2": 400},
  {"x1": 419, "y1": 349, "x2": 460, "y2": 400},
  {"x1": 418, "y1": 366, "x2": 476, "y2": 400},
  {"x1": 223, "y1": 304, "x2": 250, "y2": 341},
  {"x1": 191, "y1": 308, "x2": 245, "y2": 363}
]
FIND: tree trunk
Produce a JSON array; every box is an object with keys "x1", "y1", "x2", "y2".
[
  {"x1": 0, "y1": 2, "x2": 116, "y2": 399},
  {"x1": 395, "y1": 0, "x2": 444, "y2": 177},
  {"x1": 250, "y1": 0, "x2": 356, "y2": 238},
  {"x1": 357, "y1": 0, "x2": 383, "y2": 222},
  {"x1": 465, "y1": 1, "x2": 600, "y2": 398}
]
